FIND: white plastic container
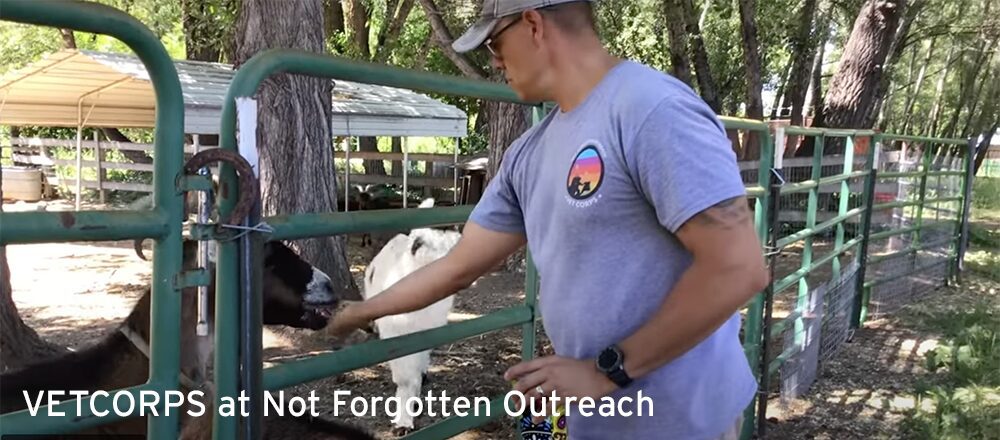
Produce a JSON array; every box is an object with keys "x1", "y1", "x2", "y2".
[{"x1": 2, "y1": 166, "x2": 44, "y2": 202}]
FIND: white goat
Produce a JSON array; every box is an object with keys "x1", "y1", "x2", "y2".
[{"x1": 362, "y1": 198, "x2": 461, "y2": 434}]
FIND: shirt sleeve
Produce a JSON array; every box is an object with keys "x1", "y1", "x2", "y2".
[
  {"x1": 467, "y1": 144, "x2": 527, "y2": 234},
  {"x1": 624, "y1": 91, "x2": 749, "y2": 234}
]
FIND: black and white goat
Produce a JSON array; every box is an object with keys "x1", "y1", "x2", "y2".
[{"x1": 362, "y1": 198, "x2": 461, "y2": 434}]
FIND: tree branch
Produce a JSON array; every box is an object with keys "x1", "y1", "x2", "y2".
[
  {"x1": 373, "y1": 0, "x2": 415, "y2": 63},
  {"x1": 417, "y1": 0, "x2": 488, "y2": 79}
]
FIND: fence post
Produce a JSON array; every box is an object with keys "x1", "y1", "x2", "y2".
[
  {"x1": 514, "y1": 103, "x2": 549, "y2": 437},
  {"x1": 953, "y1": 137, "x2": 977, "y2": 283},
  {"x1": 912, "y1": 143, "x2": 933, "y2": 256},
  {"x1": 95, "y1": 131, "x2": 105, "y2": 204},
  {"x1": 741, "y1": 125, "x2": 775, "y2": 440},
  {"x1": 851, "y1": 134, "x2": 879, "y2": 329},
  {"x1": 755, "y1": 164, "x2": 784, "y2": 439}
]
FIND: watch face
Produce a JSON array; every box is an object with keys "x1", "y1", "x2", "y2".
[{"x1": 598, "y1": 347, "x2": 618, "y2": 370}]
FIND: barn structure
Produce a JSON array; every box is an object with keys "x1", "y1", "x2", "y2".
[{"x1": 0, "y1": 49, "x2": 473, "y2": 208}]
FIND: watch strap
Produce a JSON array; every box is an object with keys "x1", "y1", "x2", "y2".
[{"x1": 607, "y1": 365, "x2": 632, "y2": 387}]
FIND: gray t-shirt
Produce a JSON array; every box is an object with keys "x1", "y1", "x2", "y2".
[{"x1": 469, "y1": 60, "x2": 757, "y2": 439}]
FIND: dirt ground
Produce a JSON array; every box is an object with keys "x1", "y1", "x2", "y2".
[
  {"x1": 4, "y1": 197, "x2": 995, "y2": 439},
  {"x1": 758, "y1": 270, "x2": 998, "y2": 440}
]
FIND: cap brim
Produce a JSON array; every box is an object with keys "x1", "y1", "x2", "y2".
[{"x1": 452, "y1": 18, "x2": 500, "y2": 53}]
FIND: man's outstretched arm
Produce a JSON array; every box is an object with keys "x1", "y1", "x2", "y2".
[{"x1": 325, "y1": 221, "x2": 527, "y2": 336}]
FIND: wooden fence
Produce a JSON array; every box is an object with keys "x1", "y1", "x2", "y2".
[{"x1": 4, "y1": 136, "x2": 931, "y2": 226}]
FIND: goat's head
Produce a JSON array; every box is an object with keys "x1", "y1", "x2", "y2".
[
  {"x1": 258, "y1": 241, "x2": 339, "y2": 330},
  {"x1": 174, "y1": 239, "x2": 339, "y2": 331}
]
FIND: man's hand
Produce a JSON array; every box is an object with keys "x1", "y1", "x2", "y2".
[
  {"x1": 504, "y1": 355, "x2": 617, "y2": 423},
  {"x1": 324, "y1": 301, "x2": 371, "y2": 338}
]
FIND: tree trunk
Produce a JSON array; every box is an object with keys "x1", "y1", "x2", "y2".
[
  {"x1": 962, "y1": 59, "x2": 997, "y2": 137},
  {"x1": 794, "y1": 26, "x2": 829, "y2": 158},
  {"x1": 973, "y1": 121, "x2": 999, "y2": 176},
  {"x1": 484, "y1": 80, "x2": 530, "y2": 182},
  {"x1": 738, "y1": 0, "x2": 764, "y2": 160},
  {"x1": 343, "y1": 0, "x2": 371, "y2": 59},
  {"x1": 325, "y1": 0, "x2": 345, "y2": 38},
  {"x1": 923, "y1": 42, "x2": 958, "y2": 137},
  {"x1": 663, "y1": 0, "x2": 694, "y2": 86},
  {"x1": 870, "y1": 0, "x2": 924, "y2": 122},
  {"x1": 682, "y1": 0, "x2": 720, "y2": 111},
  {"x1": 387, "y1": 137, "x2": 403, "y2": 177},
  {"x1": 770, "y1": 59, "x2": 793, "y2": 119},
  {"x1": 808, "y1": 38, "x2": 826, "y2": 121},
  {"x1": 786, "y1": 0, "x2": 819, "y2": 127},
  {"x1": 942, "y1": 3, "x2": 994, "y2": 138},
  {"x1": 879, "y1": 40, "x2": 919, "y2": 130},
  {"x1": 359, "y1": 137, "x2": 386, "y2": 175},
  {"x1": 60, "y1": 29, "x2": 76, "y2": 49},
  {"x1": 0, "y1": 167, "x2": 67, "y2": 372},
  {"x1": 235, "y1": 0, "x2": 360, "y2": 300},
  {"x1": 820, "y1": 0, "x2": 906, "y2": 154},
  {"x1": 898, "y1": 37, "x2": 936, "y2": 134},
  {"x1": 372, "y1": 0, "x2": 416, "y2": 63}
]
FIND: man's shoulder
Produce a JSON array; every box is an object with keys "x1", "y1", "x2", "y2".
[
  {"x1": 606, "y1": 61, "x2": 722, "y2": 134},
  {"x1": 495, "y1": 109, "x2": 556, "y2": 171}
]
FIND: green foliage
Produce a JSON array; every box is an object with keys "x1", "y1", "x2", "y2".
[
  {"x1": 900, "y1": 302, "x2": 1000, "y2": 440},
  {"x1": 595, "y1": 0, "x2": 669, "y2": 72},
  {"x1": 971, "y1": 177, "x2": 1000, "y2": 220}
]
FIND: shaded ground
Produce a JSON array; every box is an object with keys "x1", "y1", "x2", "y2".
[{"x1": 759, "y1": 271, "x2": 998, "y2": 440}]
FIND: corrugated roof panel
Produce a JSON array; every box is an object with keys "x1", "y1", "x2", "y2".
[{"x1": 0, "y1": 49, "x2": 468, "y2": 136}]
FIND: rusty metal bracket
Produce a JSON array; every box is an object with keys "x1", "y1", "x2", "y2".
[{"x1": 181, "y1": 148, "x2": 259, "y2": 228}]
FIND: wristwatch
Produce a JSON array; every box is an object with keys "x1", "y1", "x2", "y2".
[{"x1": 596, "y1": 344, "x2": 633, "y2": 388}]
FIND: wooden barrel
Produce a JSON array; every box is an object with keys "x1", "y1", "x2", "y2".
[{"x1": 2, "y1": 166, "x2": 44, "y2": 202}]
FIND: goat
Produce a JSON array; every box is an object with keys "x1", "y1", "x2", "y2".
[
  {"x1": 0, "y1": 239, "x2": 373, "y2": 439},
  {"x1": 361, "y1": 198, "x2": 462, "y2": 435}
]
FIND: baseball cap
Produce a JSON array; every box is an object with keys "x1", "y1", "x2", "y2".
[{"x1": 451, "y1": 0, "x2": 594, "y2": 53}]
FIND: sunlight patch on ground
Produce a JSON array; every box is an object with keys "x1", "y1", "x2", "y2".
[
  {"x1": 8, "y1": 243, "x2": 151, "y2": 325},
  {"x1": 821, "y1": 388, "x2": 935, "y2": 413}
]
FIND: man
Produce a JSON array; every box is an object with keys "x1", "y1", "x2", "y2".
[{"x1": 326, "y1": 1, "x2": 769, "y2": 438}]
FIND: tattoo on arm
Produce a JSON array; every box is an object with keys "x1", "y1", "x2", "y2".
[{"x1": 687, "y1": 196, "x2": 751, "y2": 229}]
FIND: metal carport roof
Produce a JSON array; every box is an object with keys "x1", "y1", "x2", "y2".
[{"x1": 0, "y1": 49, "x2": 468, "y2": 137}]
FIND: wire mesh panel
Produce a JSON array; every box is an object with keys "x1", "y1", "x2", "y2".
[
  {"x1": 780, "y1": 257, "x2": 859, "y2": 401},
  {"x1": 864, "y1": 140, "x2": 966, "y2": 319}
]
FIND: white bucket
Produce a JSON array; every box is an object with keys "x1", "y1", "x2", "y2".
[{"x1": 2, "y1": 166, "x2": 44, "y2": 202}]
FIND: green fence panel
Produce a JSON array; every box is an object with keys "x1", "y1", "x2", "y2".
[{"x1": 0, "y1": 1, "x2": 187, "y2": 439}]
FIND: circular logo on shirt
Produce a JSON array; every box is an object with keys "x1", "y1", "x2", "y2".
[{"x1": 566, "y1": 145, "x2": 604, "y2": 200}]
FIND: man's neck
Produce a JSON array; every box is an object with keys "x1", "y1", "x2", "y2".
[{"x1": 551, "y1": 45, "x2": 621, "y2": 113}]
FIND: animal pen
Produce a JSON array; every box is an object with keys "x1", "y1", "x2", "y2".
[{"x1": 0, "y1": 2, "x2": 980, "y2": 440}]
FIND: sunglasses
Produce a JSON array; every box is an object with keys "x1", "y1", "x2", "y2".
[{"x1": 483, "y1": 16, "x2": 523, "y2": 58}]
